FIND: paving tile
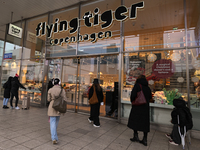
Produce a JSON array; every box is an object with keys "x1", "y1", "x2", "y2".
[
  {"x1": 61, "y1": 143, "x2": 82, "y2": 150},
  {"x1": 7, "y1": 145, "x2": 30, "y2": 150},
  {"x1": 22, "y1": 139, "x2": 43, "y2": 149},
  {"x1": 11, "y1": 135, "x2": 31, "y2": 143},
  {"x1": 33, "y1": 143, "x2": 58, "y2": 150},
  {"x1": 0, "y1": 140, "x2": 18, "y2": 149}
]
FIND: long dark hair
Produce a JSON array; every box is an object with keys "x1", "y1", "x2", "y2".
[{"x1": 93, "y1": 83, "x2": 101, "y2": 91}]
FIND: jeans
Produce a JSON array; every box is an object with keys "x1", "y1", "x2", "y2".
[
  {"x1": 3, "y1": 98, "x2": 9, "y2": 106},
  {"x1": 50, "y1": 116, "x2": 60, "y2": 141}
]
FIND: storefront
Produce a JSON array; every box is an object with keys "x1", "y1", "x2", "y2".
[{"x1": 1, "y1": 0, "x2": 200, "y2": 135}]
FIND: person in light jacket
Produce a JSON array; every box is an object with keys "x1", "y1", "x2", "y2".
[
  {"x1": 127, "y1": 75, "x2": 152, "y2": 146},
  {"x1": 88, "y1": 78, "x2": 104, "y2": 127},
  {"x1": 47, "y1": 78, "x2": 67, "y2": 144},
  {"x1": 2, "y1": 76, "x2": 13, "y2": 109}
]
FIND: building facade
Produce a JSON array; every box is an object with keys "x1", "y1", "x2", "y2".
[{"x1": 1, "y1": 0, "x2": 200, "y2": 133}]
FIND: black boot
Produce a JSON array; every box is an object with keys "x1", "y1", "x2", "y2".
[
  {"x1": 139, "y1": 137, "x2": 147, "y2": 146},
  {"x1": 130, "y1": 133, "x2": 139, "y2": 142}
]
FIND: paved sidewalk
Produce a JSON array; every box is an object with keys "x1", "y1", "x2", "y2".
[{"x1": 0, "y1": 101, "x2": 199, "y2": 150}]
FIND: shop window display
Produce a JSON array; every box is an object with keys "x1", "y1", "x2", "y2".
[
  {"x1": 19, "y1": 59, "x2": 44, "y2": 104},
  {"x1": 122, "y1": 50, "x2": 192, "y2": 124}
]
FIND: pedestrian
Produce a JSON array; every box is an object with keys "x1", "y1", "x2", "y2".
[
  {"x1": 47, "y1": 78, "x2": 67, "y2": 144},
  {"x1": 127, "y1": 75, "x2": 152, "y2": 146},
  {"x1": 2, "y1": 76, "x2": 13, "y2": 109},
  {"x1": 10, "y1": 74, "x2": 26, "y2": 110},
  {"x1": 166, "y1": 97, "x2": 193, "y2": 146},
  {"x1": 88, "y1": 78, "x2": 104, "y2": 127}
]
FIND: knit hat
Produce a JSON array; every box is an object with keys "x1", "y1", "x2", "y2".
[{"x1": 15, "y1": 74, "x2": 19, "y2": 77}]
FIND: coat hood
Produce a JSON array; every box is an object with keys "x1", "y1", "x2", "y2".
[
  {"x1": 173, "y1": 97, "x2": 186, "y2": 108},
  {"x1": 136, "y1": 78, "x2": 148, "y2": 86},
  {"x1": 12, "y1": 76, "x2": 19, "y2": 81}
]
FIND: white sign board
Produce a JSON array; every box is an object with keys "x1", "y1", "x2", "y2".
[
  {"x1": 8, "y1": 24, "x2": 23, "y2": 38},
  {"x1": 27, "y1": 31, "x2": 36, "y2": 43}
]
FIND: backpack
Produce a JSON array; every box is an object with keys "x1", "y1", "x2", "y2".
[{"x1": 52, "y1": 88, "x2": 67, "y2": 113}]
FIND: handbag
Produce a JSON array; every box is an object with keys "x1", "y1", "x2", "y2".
[
  {"x1": 132, "y1": 84, "x2": 147, "y2": 106},
  {"x1": 52, "y1": 88, "x2": 67, "y2": 113},
  {"x1": 89, "y1": 85, "x2": 99, "y2": 104}
]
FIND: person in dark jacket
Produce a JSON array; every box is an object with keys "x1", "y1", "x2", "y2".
[
  {"x1": 88, "y1": 78, "x2": 104, "y2": 127},
  {"x1": 10, "y1": 74, "x2": 26, "y2": 109},
  {"x1": 127, "y1": 75, "x2": 152, "y2": 146},
  {"x1": 2, "y1": 76, "x2": 13, "y2": 109},
  {"x1": 166, "y1": 97, "x2": 193, "y2": 146},
  {"x1": 46, "y1": 78, "x2": 54, "y2": 107}
]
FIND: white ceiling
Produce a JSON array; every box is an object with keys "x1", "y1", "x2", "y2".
[{"x1": 0, "y1": 0, "x2": 90, "y2": 35}]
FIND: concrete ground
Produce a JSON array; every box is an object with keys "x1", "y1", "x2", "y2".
[{"x1": 0, "y1": 101, "x2": 199, "y2": 150}]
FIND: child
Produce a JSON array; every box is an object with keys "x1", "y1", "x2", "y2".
[
  {"x1": 165, "y1": 97, "x2": 193, "y2": 146},
  {"x1": 3, "y1": 76, "x2": 13, "y2": 109}
]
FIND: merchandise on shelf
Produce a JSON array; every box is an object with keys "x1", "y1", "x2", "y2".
[
  {"x1": 153, "y1": 91, "x2": 167, "y2": 104},
  {"x1": 163, "y1": 88, "x2": 182, "y2": 105}
]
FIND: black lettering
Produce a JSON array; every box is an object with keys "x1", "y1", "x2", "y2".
[
  {"x1": 54, "y1": 39, "x2": 59, "y2": 45},
  {"x1": 54, "y1": 18, "x2": 59, "y2": 33},
  {"x1": 78, "y1": 34, "x2": 83, "y2": 41},
  {"x1": 46, "y1": 24, "x2": 54, "y2": 38},
  {"x1": 105, "y1": 31, "x2": 112, "y2": 38},
  {"x1": 115, "y1": 6, "x2": 128, "y2": 21},
  {"x1": 59, "y1": 38, "x2": 64, "y2": 45},
  {"x1": 70, "y1": 36, "x2": 76, "y2": 42},
  {"x1": 65, "y1": 37, "x2": 69, "y2": 43},
  {"x1": 84, "y1": 34, "x2": 89, "y2": 41},
  {"x1": 94, "y1": 8, "x2": 99, "y2": 26},
  {"x1": 50, "y1": 39, "x2": 54, "y2": 45},
  {"x1": 59, "y1": 20, "x2": 68, "y2": 31},
  {"x1": 83, "y1": 12, "x2": 93, "y2": 27},
  {"x1": 130, "y1": 1, "x2": 144, "y2": 19},
  {"x1": 90, "y1": 33, "x2": 96, "y2": 42},
  {"x1": 36, "y1": 23, "x2": 42, "y2": 36},
  {"x1": 42, "y1": 22, "x2": 46, "y2": 35},
  {"x1": 101, "y1": 10, "x2": 113, "y2": 29},
  {"x1": 98, "y1": 32, "x2": 104, "y2": 39},
  {"x1": 69, "y1": 18, "x2": 78, "y2": 34}
]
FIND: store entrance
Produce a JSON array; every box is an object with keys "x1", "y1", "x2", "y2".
[{"x1": 48, "y1": 55, "x2": 119, "y2": 118}]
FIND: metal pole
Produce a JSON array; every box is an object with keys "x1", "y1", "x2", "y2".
[{"x1": 118, "y1": 0, "x2": 124, "y2": 123}]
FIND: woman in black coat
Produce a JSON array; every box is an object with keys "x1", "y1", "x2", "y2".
[
  {"x1": 88, "y1": 78, "x2": 104, "y2": 127},
  {"x1": 127, "y1": 75, "x2": 152, "y2": 146},
  {"x1": 2, "y1": 76, "x2": 13, "y2": 109}
]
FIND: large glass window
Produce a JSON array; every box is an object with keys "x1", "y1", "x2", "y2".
[
  {"x1": 46, "y1": 6, "x2": 79, "y2": 57},
  {"x1": 124, "y1": 0, "x2": 185, "y2": 51},
  {"x1": 122, "y1": 50, "x2": 188, "y2": 125},
  {"x1": 188, "y1": 48, "x2": 200, "y2": 130},
  {"x1": 0, "y1": 40, "x2": 4, "y2": 66},
  {"x1": 24, "y1": 15, "x2": 48, "y2": 59},
  {"x1": 78, "y1": 0, "x2": 121, "y2": 55},
  {"x1": 186, "y1": 0, "x2": 200, "y2": 47},
  {"x1": 19, "y1": 59, "x2": 44, "y2": 105}
]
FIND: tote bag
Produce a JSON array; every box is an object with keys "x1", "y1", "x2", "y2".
[
  {"x1": 52, "y1": 88, "x2": 67, "y2": 113},
  {"x1": 132, "y1": 84, "x2": 146, "y2": 106},
  {"x1": 89, "y1": 85, "x2": 99, "y2": 104}
]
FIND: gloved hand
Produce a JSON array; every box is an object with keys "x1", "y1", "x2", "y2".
[{"x1": 101, "y1": 102, "x2": 104, "y2": 105}]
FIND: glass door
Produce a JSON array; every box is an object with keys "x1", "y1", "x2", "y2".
[{"x1": 77, "y1": 55, "x2": 119, "y2": 118}]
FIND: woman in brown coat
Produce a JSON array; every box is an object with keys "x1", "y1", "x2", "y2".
[{"x1": 48, "y1": 78, "x2": 67, "y2": 144}]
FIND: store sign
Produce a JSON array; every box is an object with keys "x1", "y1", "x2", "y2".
[
  {"x1": 27, "y1": 31, "x2": 37, "y2": 43},
  {"x1": 152, "y1": 59, "x2": 175, "y2": 79},
  {"x1": 36, "y1": 1, "x2": 144, "y2": 45},
  {"x1": 4, "y1": 53, "x2": 12, "y2": 59},
  {"x1": 8, "y1": 24, "x2": 23, "y2": 38}
]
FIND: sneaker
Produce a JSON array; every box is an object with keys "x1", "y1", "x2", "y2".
[
  {"x1": 15, "y1": 106, "x2": 20, "y2": 110},
  {"x1": 88, "y1": 118, "x2": 92, "y2": 123},
  {"x1": 93, "y1": 124, "x2": 100, "y2": 127},
  {"x1": 169, "y1": 140, "x2": 178, "y2": 146},
  {"x1": 5, "y1": 106, "x2": 9, "y2": 109},
  {"x1": 52, "y1": 140, "x2": 58, "y2": 144},
  {"x1": 10, "y1": 106, "x2": 14, "y2": 109},
  {"x1": 165, "y1": 133, "x2": 172, "y2": 140}
]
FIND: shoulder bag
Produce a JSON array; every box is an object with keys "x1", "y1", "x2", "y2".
[
  {"x1": 89, "y1": 85, "x2": 99, "y2": 105},
  {"x1": 52, "y1": 88, "x2": 67, "y2": 113},
  {"x1": 132, "y1": 84, "x2": 147, "y2": 106}
]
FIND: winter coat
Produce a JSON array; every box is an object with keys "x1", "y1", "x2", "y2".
[
  {"x1": 127, "y1": 78, "x2": 152, "y2": 132},
  {"x1": 47, "y1": 85, "x2": 67, "y2": 116},
  {"x1": 3, "y1": 77, "x2": 13, "y2": 98},
  {"x1": 171, "y1": 98, "x2": 193, "y2": 131},
  {"x1": 10, "y1": 77, "x2": 26, "y2": 94},
  {"x1": 89, "y1": 84, "x2": 104, "y2": 104}
]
